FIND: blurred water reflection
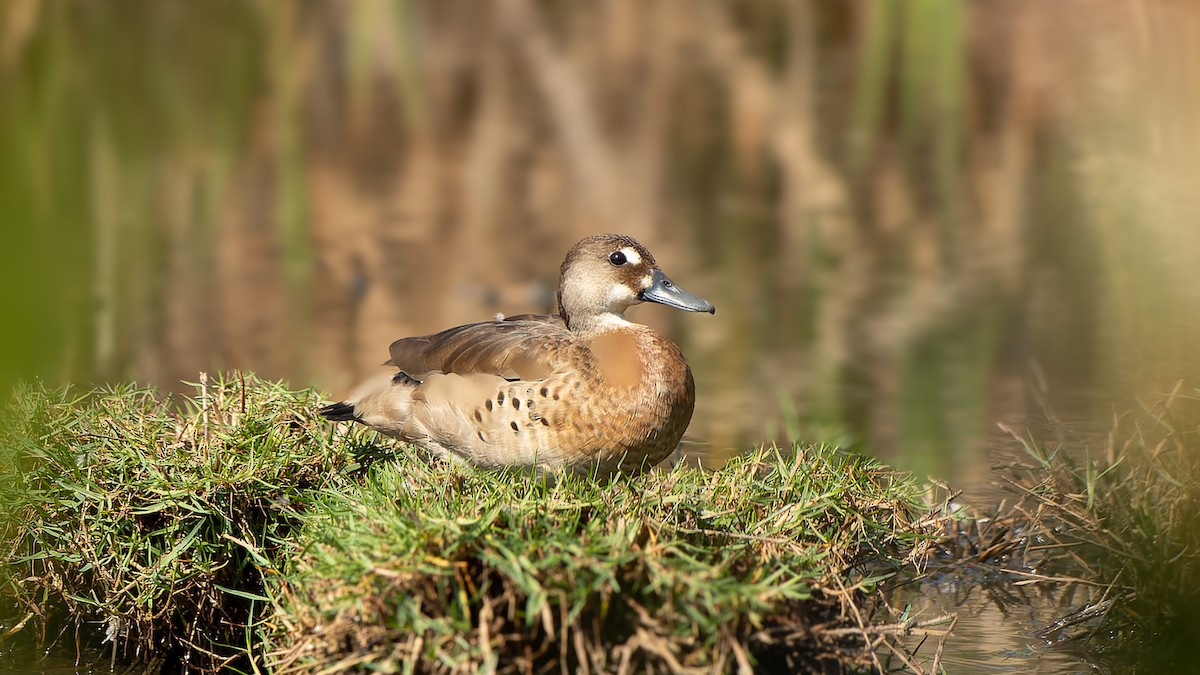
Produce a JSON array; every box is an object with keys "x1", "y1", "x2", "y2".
[{"x1": 6, "y1": 1, "x2": 1200, "y2": 485}]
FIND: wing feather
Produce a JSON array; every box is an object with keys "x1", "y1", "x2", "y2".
[{"x1": 386, "y1": 314, "x2": 572, "y2": 380}]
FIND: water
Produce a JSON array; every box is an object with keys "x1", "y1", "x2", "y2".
[
  {"x1": 0, "y1": 608, "x2": 137, "y2": 675},
  {"x1": 889, "y1": 568, "x2": 1103, "y2": 674},
  {"x1": 876, "y1": 368, "x2": 1200, "y2": 675}
]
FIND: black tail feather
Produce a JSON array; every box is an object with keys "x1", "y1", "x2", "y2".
[{"x1": 319, "y1": 401, "x2": 360, "y2": 422}]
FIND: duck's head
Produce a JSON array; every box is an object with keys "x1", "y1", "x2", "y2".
[{"x1": 557, "y1": 234, "x2": 715, "y2": 331}]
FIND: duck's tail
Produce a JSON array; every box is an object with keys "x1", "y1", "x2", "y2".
[
  {"x1": 318, "y1": 401, "x2": 359, "y2": 421},
  {"x1": 318, "y1": 370, "x2": 420, "y2": 439}
]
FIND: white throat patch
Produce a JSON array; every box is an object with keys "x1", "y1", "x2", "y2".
[
  {"x1": 593, "y1": 312, "x2": 635, "y2": 329},
  {"x1": 607, "y1": 281, "x2": 639, "y2": 307}
]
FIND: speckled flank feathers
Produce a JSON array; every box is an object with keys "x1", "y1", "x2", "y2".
[{"x1": 320, "y1": 233, "x2": 714, "y2": 476}]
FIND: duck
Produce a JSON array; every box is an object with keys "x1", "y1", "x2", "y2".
[{"x1": 320, "y1": 233, "x2": 715, "y2": 475}]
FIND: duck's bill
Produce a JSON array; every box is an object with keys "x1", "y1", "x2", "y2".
[{"x1": 639, "y1": 269, "x2": 716, "y2": 314}]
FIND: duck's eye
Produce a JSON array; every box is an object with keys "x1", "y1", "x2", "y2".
[{"x1": 609, "y1": 251, "x2": 627, "y2": 266}]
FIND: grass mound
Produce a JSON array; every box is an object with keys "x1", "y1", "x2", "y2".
[{"x1": 0, "y1": 375, "x2": 938, "y2": 673}]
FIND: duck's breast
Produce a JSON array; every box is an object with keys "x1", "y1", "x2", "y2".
[{"x1": 578, "y1": 327, "x2": 695, "y2": 469}]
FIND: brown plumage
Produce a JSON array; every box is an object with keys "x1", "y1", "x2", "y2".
[{"x1": 320, "y1": 234, "x2": 715, "y2": 476}]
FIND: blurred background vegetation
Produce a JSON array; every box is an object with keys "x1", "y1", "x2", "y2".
[{"x1": 3, "y1": 0, "x2": 1199, "y2": 480}]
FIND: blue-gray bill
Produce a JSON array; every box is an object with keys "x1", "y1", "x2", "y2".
[{"x1": 639, "y1": 268, "x2": 715, "y2": 314}]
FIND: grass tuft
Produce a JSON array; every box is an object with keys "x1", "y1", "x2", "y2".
[
  {"x1": 0, "y1": 374, "x2": 353, "y2": 671},
  {"x1": 963, "y1": 385, "x2": 1200, "y2": 670}
]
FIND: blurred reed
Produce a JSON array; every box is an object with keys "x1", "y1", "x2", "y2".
[{"x1": 3, "y1": 0, "x2": 1200, "y2": 479}]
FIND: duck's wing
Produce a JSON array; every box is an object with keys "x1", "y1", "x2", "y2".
[{"x1": 386, "y1": 314, "x2": 571, "y2": 381}]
